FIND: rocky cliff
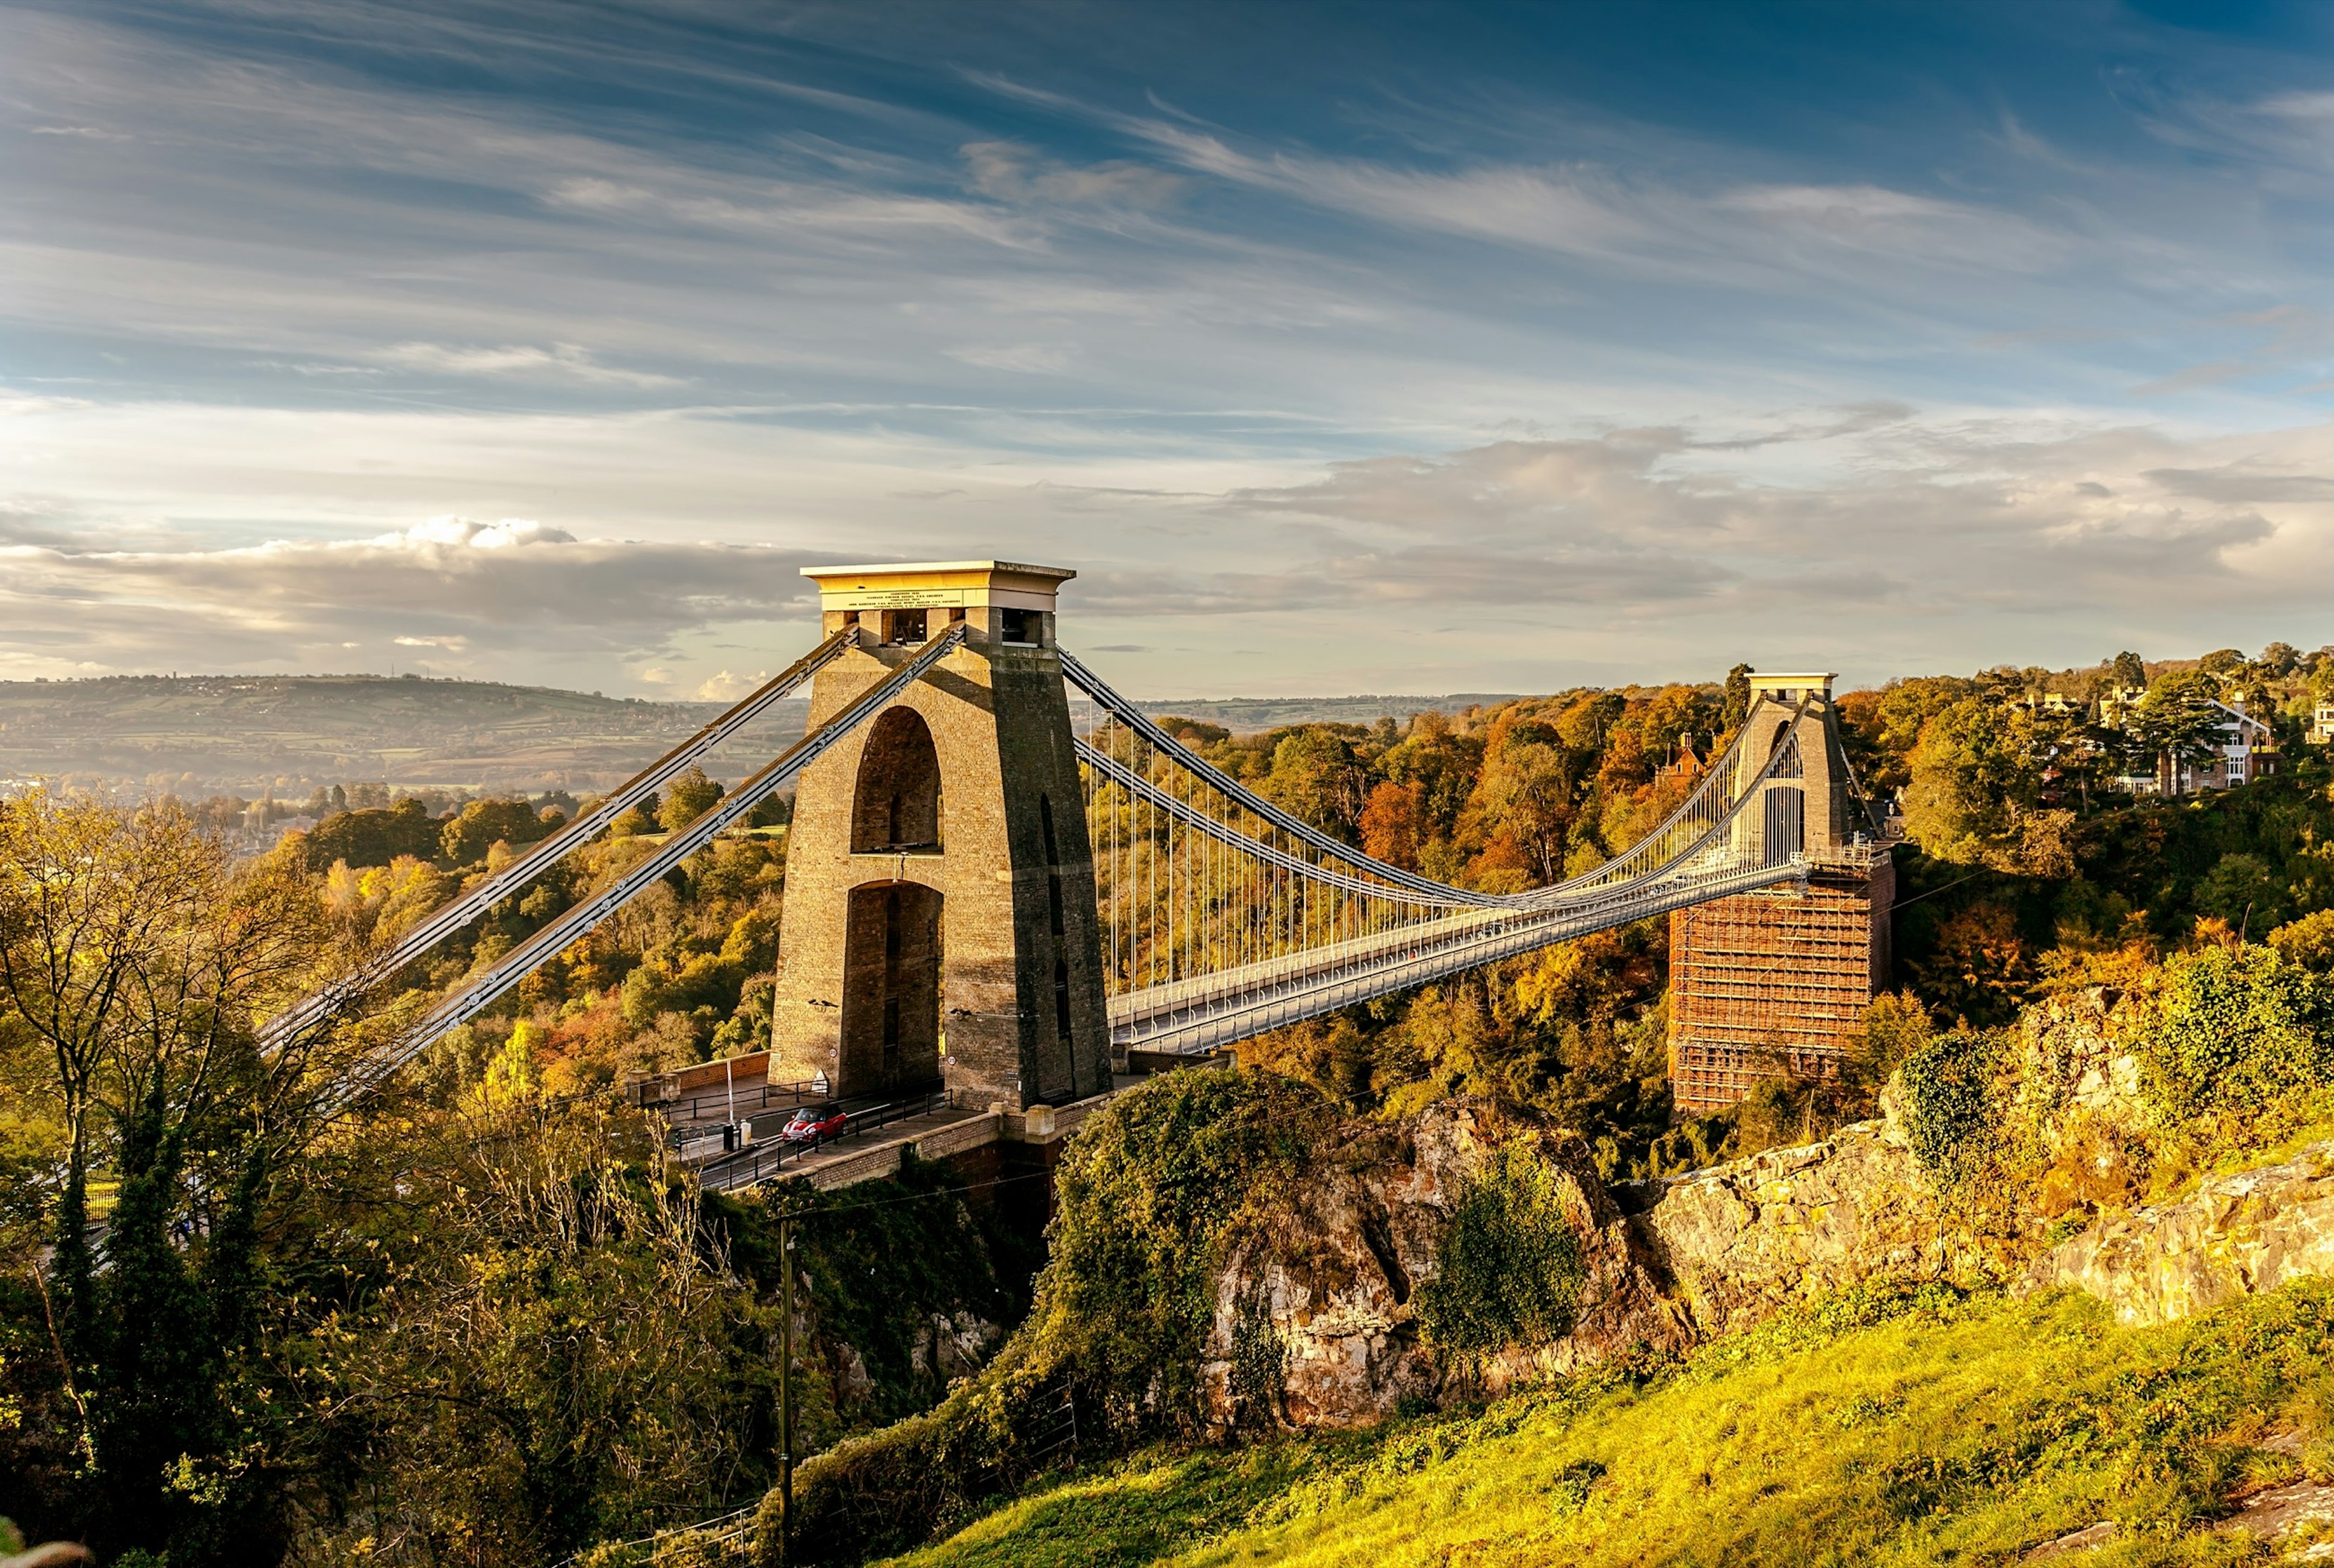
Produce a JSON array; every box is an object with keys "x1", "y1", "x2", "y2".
[
  {"x1": 1193, "y1": 1102, "x2": 1694, "y2": 1429},
  {"x1": 2025, "y1": 1147, "x2": 2334, "y2": 1326},
  {"x1": 1198, "y1": 990, "x2": 2334, "y2": 1430}
]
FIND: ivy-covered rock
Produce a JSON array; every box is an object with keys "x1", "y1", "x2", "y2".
[{"x1": 1195, "y1": 1099, "x2": 1693, "y2": 1432}]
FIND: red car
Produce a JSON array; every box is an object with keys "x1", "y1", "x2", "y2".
[{"x1": 780, "y1": 1104, "x2": 849, "y2": 1147}]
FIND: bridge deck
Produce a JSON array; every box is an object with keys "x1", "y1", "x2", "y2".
[{"x1": 1109, "y1": 861, "x2": 1806, "y2": 1056}]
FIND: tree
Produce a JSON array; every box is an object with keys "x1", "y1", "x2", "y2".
[
  {"x1": 1901, "y1": 698, "x2": 2042, "y2": 867},
  {"x1": 441, "y1": 796, "x2": 560, "y2": 866},
  {"x1": 2127, "y1": 669, "x2": 2226, "y2": 789},
  {"x1": 0, "y1": 792, "x2": 347, "y2": 1564},
  {"x1": 1358, "y1": 780, "x2": 1423, "y2": 870},
  {"x1": 2110, "y1": 650, "x2": 2147, "y2": 691},
  {"x1": 2195, "y1": 853, "x2": 2289, "y2": 936},
  {"x1": 1909, "y1": 903, "x2": 2034, "y2": 1025},
  {"x1": 1838, "y1": 676, "x2": 1977, "y2": 797},
  {"x1": 302, "y1": 796, "x2": 441, "y2": 870},
  {"x1": 1376, "y1": 714, "x2": 1485, "y2": 849},
  {"x1": 1474, "y1": 741, "x2": 1576, "y2": 884},
  {"x1": 2198, "y1": 647, "x2": 2246, "y2": 676},
  {"x1": 1719, "y1": 663, "x2": 1752, "y2": 733},
  {"x1": 1261, "y1": 728, "x2": 1368, "y2": 842},
  {"x1": 658, "y1": 766, "x2": 725, "y2": 833},
  {"x1": 314, "y1": 1105, "x2": 776, "y2": 1564}
]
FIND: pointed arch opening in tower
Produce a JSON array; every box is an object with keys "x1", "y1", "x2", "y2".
[
  {"x1": 841, "y1": 881, "x2": 943, "y2": 1093},
  {"x1": 852, "y1": 707, "x2": 943, "y2": 853}
]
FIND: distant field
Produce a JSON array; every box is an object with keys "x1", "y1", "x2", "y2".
[{"x1": 0, "y1": 675, "x2": 1517, "y2": 799}]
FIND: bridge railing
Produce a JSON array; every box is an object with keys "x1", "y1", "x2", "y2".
[{"x1": 1065, "y1": 649, "x2": 1819, "y2": 1055}]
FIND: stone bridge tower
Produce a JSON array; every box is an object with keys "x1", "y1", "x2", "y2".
[
  {"x1": 768, "y1": 561, "x2": 1113, "y2": 1109},
  {"x1": 1668, "y1": 672, "x2": 1896, "y2": 1111}
]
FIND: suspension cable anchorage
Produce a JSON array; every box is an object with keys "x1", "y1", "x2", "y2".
[{"x1": 325, "y1": 624, "x2": 968, "y2": 1114}]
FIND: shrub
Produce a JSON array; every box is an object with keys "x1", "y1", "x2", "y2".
[
  {"x1": 2135, "y1": 944, "x2": 2332, "y2": 1132},
  {"x1": 1035, "y1": 1067, "x2": 1332, "y2": 1431},
  {"x1": 2272, "y1": 909, "x2": 2334, "y2": 974},
  {"x1": 1414, "y1": 1140, "x2": 1586, "y2": 1356},
  {"x1": 776, "y1": 1068, "x2": 1334, "y2": 1561},
  {"x1": 1895, "y1": 1028, "x2": 2001, "y2": 1187}
]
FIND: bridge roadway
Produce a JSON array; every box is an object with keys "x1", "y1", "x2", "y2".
[
  {"x1": 283, "y1": 616, "x2": 1853, "y2": 1138},
  {"x1": 681, "y1": 1079, "x2": 1140, "y2": 1194},
  {"x1": 1107, "y1": 855, "x2": 1812, "y2": 1056}
]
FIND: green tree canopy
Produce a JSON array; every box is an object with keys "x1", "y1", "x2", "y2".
[
  {"x1": 303, "y1": 796, "x2": 440, "y2": 870},
  {"x1": 1901, "y1": 697, "x2": 2042, "y2": 867},
  {"x1": 2129, "y1": 669, "x2": 2228, "y2": 780},
  {"x1": 440, "y1": 796, "x2": 559, "y2": 866},
  {"x1": 658, "y1": 766, "x2": 725, "y2": 832}
]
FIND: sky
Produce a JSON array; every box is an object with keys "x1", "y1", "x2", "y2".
[{"x1": 6, "y1": 0, "x2": 2334, "y2": 701}]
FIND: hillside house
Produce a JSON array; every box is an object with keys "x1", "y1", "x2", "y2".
[{"x1": 2153, "y1": 697, "x2": 2276, "y2": 795}]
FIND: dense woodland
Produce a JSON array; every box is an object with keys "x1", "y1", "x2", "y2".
[{"x1": 3, "y1": 644, "x2": 2333, "y2": 1564}]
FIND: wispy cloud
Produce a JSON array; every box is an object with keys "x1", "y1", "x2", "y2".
[
  {"x1": 9, "y1": 1, "x2": 2334, "y2": 699},
  {"x1": 0, "y1": 514, "x2": 825, "y2": 678},
  {"x1": 371, "y1": 342, "x2": 682, "y2": 387}
]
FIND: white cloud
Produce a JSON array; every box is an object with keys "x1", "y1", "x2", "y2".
[
  {"x1": 0, "y1": 511, "x2": 830, "y2": 686},
  {"x1": 372, "y1": 342, "x2": 682, "y2": 388},
  {"x1": 694, "y1": 668, "x2": 769, "y2": 701},
  {"x1": 961, "y1": 140, "x2": 1184, "y2": 207}
]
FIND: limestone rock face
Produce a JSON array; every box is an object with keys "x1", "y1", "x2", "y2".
[
  {"x1": 1195, "y1": 1101, "x2": 1693, "y2": 1431},
  {"x1": 1177, "y1": 1005, "x2": 2334, "y2": 1435},
  {"x1": 1636, "y1": 1122, "x2": 1960, "y2": 1338},
  {"x1": 2008, "y1": 990, "x2": 2147, "y2": 1132},
  {"x1": 910, "y1": 1311, "x2": 1002, "y2": 1381},
  {"x1": 2023, "y1": 1146, "x2": 2334, "y2": 1326}
]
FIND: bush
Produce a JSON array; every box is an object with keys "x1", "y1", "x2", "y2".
[
  {"x1": 2272, "y1": 909, "x2": 2334, "y2": 974},
  {"x1": 2136, "y1": 944, "x2": 2332, "y2": 1132},
  {"x1": 776, "y1": 1068, "x2": 1333, "y2": 1561},
  {"x1": 1413, "y1": 1140, "x2": 1585, "y2": 1356},
  {"x1": 1895, "y1": 1028, "x2": 2001, "y2": 1187},
  {"x1": 1036, "y1": 1067, "x2": 1331, "y2": 1431}
]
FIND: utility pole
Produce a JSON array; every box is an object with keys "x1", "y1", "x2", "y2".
[{"x1": 779, "y1": 1210, "x2": 796, "y2": 1562}]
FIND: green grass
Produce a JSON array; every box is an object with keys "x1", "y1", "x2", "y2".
[{"x1": 876, "y1": 1282, "x2": 2334, "y2": 1568}]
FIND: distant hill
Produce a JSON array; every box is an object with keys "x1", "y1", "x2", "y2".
[
  {"x1": 0, "y1": 675, "x2": 800, "y2": 798},
  {"x1": 0, "y1": 674, "x2": 1516, "y2": 798}
]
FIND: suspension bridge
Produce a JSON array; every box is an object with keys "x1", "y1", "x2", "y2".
[{"x1": 279, "y1": 559, "x2": 1888, "y2": 1186}]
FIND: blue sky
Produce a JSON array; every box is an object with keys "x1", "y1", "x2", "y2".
[{"x1": 5, "y1": 0, "x2": 2334, "y2": 699}]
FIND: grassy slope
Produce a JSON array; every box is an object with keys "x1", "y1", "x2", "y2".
[{"x1": 883, "y1": 1284, "x2": 2334, "y2": 1568}]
